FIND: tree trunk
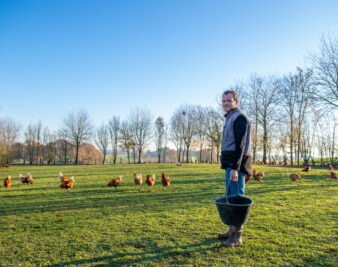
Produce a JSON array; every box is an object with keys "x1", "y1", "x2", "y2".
[
  {"x1": 253, "y1": 114, "x2": 258, "y2": 162},
  {"x1": 263, "y1": 122, "x2": 268, "y2": 164},
  {"x1": 332, "y1": 122, "x2": 336, "y2": 165},
  {"x1": 64, "y1": 144, "x2": 67, "y2": 165},
  {"x1": 290, "y1": 116, "x2": 294, "y2": 166},
  {"x1": 102, "y1": 152, "x2": 106, "y2": 165},
  {"x1": 186, "y1": 146, "x2": 190, "y2": 163},
  {"x1": 75, "y1": 142, "x2": 80, "y2": 165},
  {"x1": 133, "y1": 148, "x2": 136, "y2": 163},
  {"x1": 127, "y1": 149, "x2": 130, "y2": 164},
  {"x1": 297, "y1": 129, "x2": 301, "y2": 166},
  {"x1": 163, "y1": 147, "x2": 167, "y2": 163},
  {"x1": 158, "y1": 148, "x2": 161, "y2": 163},
  {"x1": 216, "y1": 143, "x2": 220, "y2": 164},
  {"x1": 199, "y1": 144, "x2": 203, "y2": 163},
  {"x1": 210, "y1": 141, "x2": 213, "y2": 163},
  {"x1": 177, "y1": 146, "x2": 181, "y2": 163},
  {"x1": 138, "y1": 149, "x2": 142, "y2": 163},
  {"x1": 112, "y1": 146, "x2": 117, "y2": 164},
  {"x1": 320, "y1": 149, "x2": 323, "y2": 166}
]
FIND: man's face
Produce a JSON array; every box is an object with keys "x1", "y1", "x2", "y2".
[{"x1": 222, "y1": 93, "x2": 238, "y2": 112}]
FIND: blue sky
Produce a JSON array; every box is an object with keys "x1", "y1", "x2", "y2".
[{"x1": 0, "y1": 0, "x2": 337, "y2": 135}]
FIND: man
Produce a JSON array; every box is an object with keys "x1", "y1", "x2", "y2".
[{"x1": 218, "y1": 90, "x2": 252, "y2": 247}]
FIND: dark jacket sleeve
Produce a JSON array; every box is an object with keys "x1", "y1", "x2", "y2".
[{"x1": 232, "y1": 115, "x2": 249, "y2": 170}]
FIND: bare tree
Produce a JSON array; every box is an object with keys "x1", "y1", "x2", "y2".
[
  {"x1": 287, "y1": 68, "x2": 314, "y2": 165},
  {"x1": 22, "y1": 122, "x2": 43, "y2": 164},
  {"x1": 162, "y1": 125, "x2": 169, "y2": 163},
  {"x1": 275, "y1": 125, "x2": 289, "y2": 165},
  {"x1": 62, "y1": 109, "x2": 93, "y2": 165},
  {"x1": 35, "y1": 121, "x2": 43, "y2": 164},
  {"x1": 0, "y1": 118, "x2": 20, "y2": 164},
  {"x1": 170, "y1": 105, "x2": 197, "y2": 163},
  {"x1": 119, "y1": 120, "x2": 134, "y2": 164},
  {"x1": 95, "y1": 124, "x2": 109, "y2": 164},
  {"x1": 299, "y1": 116, "x2": 316, "y2": 165},
  {"x1": 247, "y1": 75, "x2": 279, "y2": 163},
  {"x1": 170, "y1": 111, "x2": 184, "y2": 163},
  {"x1": 329, "y1": 115, "x2": 337, "y2": 165},
  {"x1": 44, "y1": 129, "x2": 57, "y2": 165},
  {"x1": 316, "y1": 116, "x2": 330, "y2": 166},
  {"x1": 108, "y1": 116, "x2": 120, "y2": 164},
  {"x1": 318, "y1": 113, "x2": 338, "y2": 166},
  {"x1": 57, "y1": 130, "x2": 71, "y2": 164},
  {"x1": 246, "y1": 75, "x2": 263, "y2": 163},
  {"x1": 278, "y1": 71, "x2": 300, "y2": 165},
  {"x1": 204, "y1": 107, "x2": 224, "y2": 164},
  {"x1": 195, "y1": 105, "x2": 208, "y2": 163},
  {"x1": 41, "y1": 126, "x2": 49, "y2": 164},
  {"x1": 181, "y1": 105, "x2": 198, "y2": 163},
  {"x1": 278, "y1": 68, "x2": 314, "y2": 165},
  {"x1": 129, "y1": 107, "x2": 152, "y2": 164},
  {"x1": 154, "y1": 116, "x2": 165, "y2": 163},
  {"x1": 11, "y1": 142, "x2": 25, "y2": 164},
  {"x1": 24, "y1": 123, "x2": 39, "y2": 164},
  {"x1": 309, "y1": 35, "x2": 338, "y2": 108},
  {"x1": 316, "y1": 114, "x2": 337, "y2": 166}
]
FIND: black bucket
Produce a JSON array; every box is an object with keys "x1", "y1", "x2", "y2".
[{"x1": 214, "y1": 195, "x2": 253, "y2": 226}]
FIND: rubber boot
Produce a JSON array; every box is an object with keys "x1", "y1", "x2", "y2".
[
  {"x1": 220, "y1": 225, "x2": 243, "y2": 247},
  {"x1": 218, "y1": 226, "x2": 235, "y2": 240}
]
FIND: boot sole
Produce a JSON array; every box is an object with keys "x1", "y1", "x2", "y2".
[
  {"x1": 220, "y1": 242, "x2": 243, "y2": 248},
  {"x1": 217, "y1": 234, "x2": 231, "y2": 240}
]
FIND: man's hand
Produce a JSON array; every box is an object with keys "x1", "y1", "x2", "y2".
[{"x1": 230, "y1": 169, "x2": 238, "y2": 182}]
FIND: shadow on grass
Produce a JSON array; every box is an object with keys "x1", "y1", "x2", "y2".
[
  {"x1": 46, "y1": 238, "x2": 220, "y2": 267},
  {"x1": 0, "y1": 190, "x2": 220, "y2": 216},
  {"x1": 248, "y1": 182, "x2": 335, "y2": 196},
  {"x1": 1, "y1": 179, "x2": 333, "y2": 217}
]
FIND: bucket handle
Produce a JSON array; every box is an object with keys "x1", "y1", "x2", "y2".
[{"x1": 225, "y1": 179, "x2": 240, "y2": 203}]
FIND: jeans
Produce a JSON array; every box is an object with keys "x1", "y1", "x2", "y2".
[{"x1": 225, "y1": 168, "x2": 245, "y2": 196}]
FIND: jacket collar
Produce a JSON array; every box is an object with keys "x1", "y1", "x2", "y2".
[{"x1": 224, "y1": 108, "x2": 239, "y2": 119}]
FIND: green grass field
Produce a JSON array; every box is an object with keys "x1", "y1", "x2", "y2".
[{"x1": 0, "y1": 164, "x2": 337, "y2": 267}]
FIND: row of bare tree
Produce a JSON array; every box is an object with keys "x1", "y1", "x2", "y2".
[
  {"x1": 237, "y1": 35, "x2": 337, "y2": 165},
  {"x1": 0, "y1": 117, "x2": 102, "y2": 165},
  {"x1": 0, "y1": 35, "x2": 337, "y2": 165}
]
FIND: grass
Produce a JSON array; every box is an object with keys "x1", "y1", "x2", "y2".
[{"x1": 0, "y1": 164, "x2": 337, "y2": 267}]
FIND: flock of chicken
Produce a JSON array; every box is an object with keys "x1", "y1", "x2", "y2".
[
  {"x1": 245, "y1": 164, "x2": 337, "y2": 184},
  {"x1": 2, "y1": 164, "x2": 337, "y2": 191},
  {"x1": 2, "y1": 171, "x2": 170, "y2": 192},
  {"x1": 3, "y1": 173, "x2": 35, "y2": 189},
  {"x1": 107, "y1": 173, "x2": 170, "y2": 190},
  {"x1": 0, "y1": 164, "x2": 10, "y2": 168},
  {"x1": 286, "y1": 165, "x2": 337, "y2": 181}
]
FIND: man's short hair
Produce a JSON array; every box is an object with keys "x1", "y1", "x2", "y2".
[{"x1": 223, "y1": 90, "x2": 238, "y2": 102}]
